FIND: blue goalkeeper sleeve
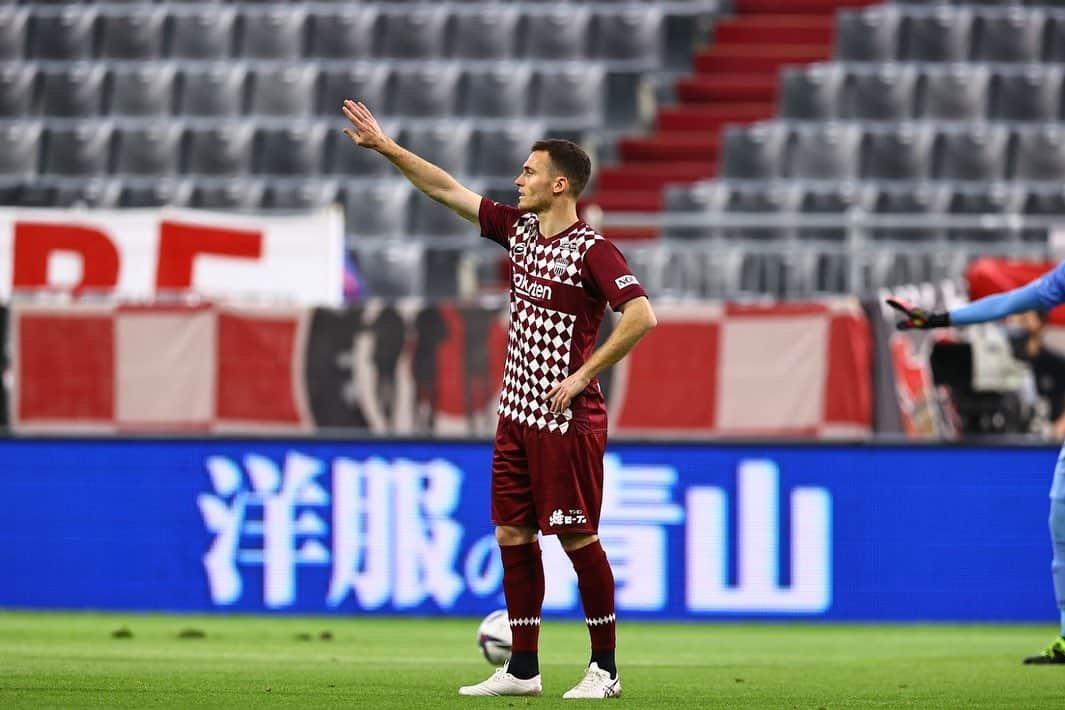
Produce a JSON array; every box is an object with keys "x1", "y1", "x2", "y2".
[{"x1": 949, "y1": 280, "x2": 1047, "y2": 326}]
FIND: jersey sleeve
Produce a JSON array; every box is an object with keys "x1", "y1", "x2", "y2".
[
  {"x1": 1033, "y1": 261, "x2": 1065, "y2": 309},
  {"x1": 478, "y1": 197, "x2": 521, "y2": 249},
  {"x1": 583, "y1": 240, "x2": 648, "y2": 312}
]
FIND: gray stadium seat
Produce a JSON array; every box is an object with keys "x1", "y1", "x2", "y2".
[
  {"x1": 797, "y1": 182, "x2": 869, "y2": 293},
  {"x1": 38, "y1": 64, "x2": 106, "y2": 117},
  {"x1": 594, "y1": 8, "x2": 663, "y2": 62},
  {"x1": 861, "y1": 123, "x2": 935, "y2": 180},
  {"x1": 327, "y1": 124, "x2": 398, "y2": 178},
  {"x1": 720, "y1": 181, "x2": 801, "y2": 296},
  {"x1": 835, "y1": 5, "x2": 900, "y2": 61},
  {"x1": 1021, "y1": 185, "x2": 1065, "y2": 242},
  {"x1": 248, "y1": 65, "x2": 317, "y2": 117},
  {"x1": 185, "y1": 125, "x2": 256, "y2": 176},
  {"x1": 523, "y1": 7, "x2": 592, "y2": 60},
  {"x1": 392, "y1": 65, "x2": 461, "y2": 117},
  {"x1": 916, "y1": 64, "x2": 990, "y2": 120},
  {"x1": 1011, "y1": 124, "x2": 1065, "y2": 181},
  {"x1": 777, "y1": 64, "x2": 843, "y2": 120},
  {"x1": 114, "y1": 125, "x2": 184, "y2": 176},
  {"x1": 948, "y1": 184, "x2": 1023, "y2": 242},
  {"x1": 973, "y1": 8, "x2": 1046, "y2": 63},
  {"x1": 934, "y1": 124, "x2": 1010, "y2": 181},
  {"x1": 449, "y1": 7, "x2": 520, "y2": 59},
  {"x1": 31, "y1": 7, "x2": 96, "y2": 60},
  {"x1": 871, "y1": 183, "x2": 950, "y2": 244},
  {"x1": 412, "y1": 191, "x2": 478, "y2": 237},
  {"x1": 0, "y1": 7, "x2": 29, "y2": 60},
  {"x1": 343, "y1": 181, "x2": 412, "y2": 239},
  {"x1": 474, "y1": 124, "x2": 545, "y2": 179},
  {"x1": 309, "y1": 7, "x2": 378, "y2": 59},
  {"x1": 53, "y1": 178, "x2": 124, "y2": 209},
  {"x1": 193, "y1": 180, "x2": 266, "y2": 211},
  {"x1": 786, "y1": 123, "x2": 862, "y2": 180},
  {"x1": 256, "y1": 124, "x2": 328, "y2": 176},
  {"x1": 720, "y1": 123, "x2": 786, "y2": 179},
  {"x1": 108, "y1": 64, "x2": 176, "y2": 116},
  {"x1": 0, "y1": 122, "x2": 42, "y2": 176},
  {"x1": 843, "y1": 64, "x2": 917, "y2": 120},
  {"x1": 44, "y1": 123, "x2": 113, "y2": 176},
  {"x1": 662, "y1": 181, "x2": 720, "y2": 241},
  {"x1": 462, "y1": 66, "x2": 533, "y2": 118},
  {"x1": 1047, "y1": 11, "x2": 1065, "y2": 63},
  {"x1": 319, "y1": 65, "x2": 391, "y2": 117},
  {"x1": 991, "y1": 66, "x2": 1063, "y2": 121},
  {"x1": 179, "y1": 64, "x2": 247, "y2": 117},
  {"x1": 355, "y1": 244, "x2": 424, "y2": 298},
  {"x1": 401, "y1": 124, "x2": 473, "y2": 176},
  {"x1": 265, "y1": 179, "x2": 339, "y2": 210},
  {"x1": 0, "y1": 65, "x2": 35, "y2": 117},
  {"x1": 100, "y1": 6, "x2": 166, "y2": 59},
  {"x1": 239, "y1": 7, "x2": 307, "y2": 59},
  {"x1": 169, "y1": 7, "x2": 236, "y2": 59},
  {"x1": 120, "y1": 178, "x2": 195, "y2": 208},
  {"x1": 533, "y1": 65, "x2": 605, "y2": 125},
  {"x1": 381, "y1": 7, "x2": 449, "y2": 59},
  {"x1": 901, "y1": 7, "x2": 972, "y2": 62}
]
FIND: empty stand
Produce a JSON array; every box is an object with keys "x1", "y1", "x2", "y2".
[
  {"x1": 318, "y1": 65, "x2": 391, "y2": 117},
  {"x1": 916, "y1": 64, "x2": 991, "y2": 121},
  {"x1": 594, "y1": 8, "x2": 663, "y2": 63},
  {"x1": 265, "y1": 179, "x2": 339, "y2": 211},
  {"x1": 835, "y1": 5, "x2": 899, "y2": 61},
  {"x1": 114, "y1": 125, "x2": 183, "y2": 176},
  {"x1": 991, "y1": 65, "x2": 1063, "y2": 122},
  {"x1": 30, "y1": 7, "x2": 96, "y2": 60},
  {"x1": 972, "y1": 7, "x2": 1046, "y2": 63},
  {"x1": 449, "y1": 7, "x2": 521, "y2": 60},
  {"x1": 474, "y1": 124, "x2": 545, "y2": 179},
  {"x1": 248, "y1": 65, "x2": 317, "y2": 117},
  {"x1": 343, "y1": 181, "x2": 412, "y2": 239},
  {"x1": 255, "y1": 124, "x2": 328, "y2": 176},
  {"x1": 934, "y1": 124, "x2": 1010, "y2": 181},
  {"x1": 39, "y1": 64, "x2": 106, "y2": 117},
  {"x1": 778, "y1": 64, "x2": 844, "y2": 120},
  {"x1": 900, "y1": 6, "x2": 972, "y2": 62},
  {"x1": 99, "y1": 6, "x2": 166, "y2": 60},
  {"x1": 0, "y1": 122, "x2": 43, "y2": 176},
  {"x1": 720, "y1": 123, "x2": 786, "y2": 179},
  {"x1": 0, "y1": 65, "x2": 35, "y2": 118},
  {"x1": 239, "y1": 7, "x2": 307, "y2": 60},
  {"x1": 120, "y1": 178, "x2": 194, "y2": 208},
  {"x1": 44, "y1": 123, "x2": 113, "y2": 176},
  {"x1": 108, "y1": 64, "x2": 177, "y2": 116},
  {"x1": 392, "y1": 65, "x2": 461, "y2": 117},
  {"x1": 184, "y1": 124, "x2": 256, "y2": 176},
  {"x1": 534, "y1": 65, "x2": 605, "y2": 124},
  {"x1": 524, "y1": 7, "x2": 592, "y2": 60},
  {"x1": 1010, "y1": 124, "x2": 1065, "y2": 182},
  {"x1": 786, "y1": 123, "x2": 862, "y2": 180},
  {"x1": 381, "y1": 7, "x2": 449, "y2": 59},
  {"x1": 462, "y1": 67, "x2": 533, "y2": 119},
  {"x1": 0, "y1": 7, "x2": 29, "y2": 60},
  {"x1": 169, "y1": 7, "x2": 237, "y2": 59},
  {"x1": 309, "y1": 7, "x2": 378, "y2": 59},
  {"x1": 401, "y1": 123, "x2": 473, "y2": 177},
  {"x1": 842, "y1": 64, "x2": 917, "y2": 120},
  {"x1": 861, "y1": 123, "x2": 935, "y2": 181},
  {"x1": 193, "y1": 180, "x2": 266, "y2": 211},
  {"x1": 178, "y1": 64, "x2": 247, "y2": 117}
]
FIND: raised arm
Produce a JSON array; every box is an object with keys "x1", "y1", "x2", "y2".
[
  {"x1": 888, "y1": 276, "x2": 1054, "y2": 330},
  {"x1": 342, "y1": 100, "x2": 481, "y2": 224}
]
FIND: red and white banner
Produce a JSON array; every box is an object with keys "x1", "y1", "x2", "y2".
[{"x1": 0, "y1": 207, "x2": 344, "y2": 305}]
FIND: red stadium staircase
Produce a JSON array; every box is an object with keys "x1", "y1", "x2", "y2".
[{"x1": 585, "y1": 0, "x2": 880, "y2": 240}]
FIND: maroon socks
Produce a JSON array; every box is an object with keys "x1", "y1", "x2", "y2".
[
  {"x1": 565, "y1": 540, "x2": 618, "y2": 677},
  {"x1": 500, "y1": 540, "x2": 545, "y2": 679}
]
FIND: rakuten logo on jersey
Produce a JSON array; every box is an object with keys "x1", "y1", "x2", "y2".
[{"x1": 514, "y1": 272, "x2": 553, "y2": 301}]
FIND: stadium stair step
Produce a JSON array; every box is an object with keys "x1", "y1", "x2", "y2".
[
  {"x1": 581, "y1": 189, "x2": 663, "y2": 213},
  {"x1": 712, "y1": 16, "x2": 835, "y2": 45},
  {"x1": 618, "y1": 133, "x2": 720, "y2": 163},
  {"x1": 675, "y1": 74, "x2": 779, "y2": 103},
  {"x1": 655, "y1": 103, "x2": 776, "y2": 132},
  {"x1": 597, "y1": 161, "x2": 717, "y2": 191},
  {"x1": 692, "y1": 44, "x2": 833, "y2": 74},
  {"x1": 735, "y1": 0, "x2": 879, "y2": 14}
]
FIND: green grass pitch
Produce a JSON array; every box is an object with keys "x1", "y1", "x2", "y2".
[{"x1": 2, "y1": 611, "x2": 1064, "y2": 708}]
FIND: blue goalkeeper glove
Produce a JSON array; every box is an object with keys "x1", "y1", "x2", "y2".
[{"x1": 886, "y1": 297, "x2": 951, "y2": 330}]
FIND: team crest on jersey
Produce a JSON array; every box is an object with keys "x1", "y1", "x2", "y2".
[{"x1": 551, "y1": 259, "x2": 567, "y2": 278}]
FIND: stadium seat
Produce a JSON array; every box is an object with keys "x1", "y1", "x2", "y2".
[
  {"x1": 533, "y1": 65, "x2": 605, "y2": 125},
  {"x1": 842, "y1": 64, "x2": 917, "y2": 120},
  {"x1": 248, "y1": 65, "x2": 317, "y2": 117},
  {"x1": 1010, "y1": 124, "x2": 1065, "y2": 181},
  {"x1": 120, "y1": 178, "x2": 195, "y2": 208},
  {"x1": 343, "y1": 181, "x2": 412, "y2": 239},
  {"x1": 309, "y1": 6, "x2": 378, "y2": 59},
  {"x1": 1020, "y1": 184, "x2": 1065, "y2": 242},
  {"x1": 991, "y1": 65, "x2": 1063, "y2": 121},
  {"x1": 717, "y1": 181, "x2": 798, "y2": 243},
  {"x1": 38, "y1": 64, "x2": 106, "y2": 117},
  {"x1": 900, "y1": 6, "x2": 972, "y2": 62},
  {"x1": 412, "y1": 191, "x2": 478, "y2": 237},
  {"x1": 108, "y1": 64, "x2": 177, "y2": 116},
  {"x1": 381, "y1": 6, "x2": 449, "y2": 59},
  {"x1": 392, "y1": 65, "x2": 461, "y2": 117},
  {"x1": 1047, "y1": 11, "x2": 1065, "y2": 63},
  {"x1": 99, "y1": 6, "x2": 166, "y2": 59},
  {"x1": 178, "y1": 64, "x2": 247, "y2": 117},
  {"x1": 264, "y1": 179, "x2": 339, "y2": 211},
  {"x1": 869, "y1": 183, "x2": 951, "y2": 284},
  {"x1": 777, "y1": 64, "x2": 844, "y2": 120},
  {"x1": 719, "y1": 181, "x2": 801, "y2": 296},
  {"x1": 192, "y1": 180, "x2": 267, "y2": 211},
  {"x1": 462, "y1": 66, "x2": 533, "y2": 118},
  {"x1": 835, "y1": 5, "x2": 900, "y2": 61},
  {"x1": 786, "y1": 123, "x2": 862, "y2": 180},
  {"x1": 449, "y1": 7, "x2": 521, "y2": 60},
  {"x1": 239, "y1": 7, "x2": 307, "y2": 60},
  {"x1": 662, "y1": 181, "x2": 721, "y2": 241},
  {"x1": 720, "y1": 123, "x2": 787, "y2": 179},
  {"x1": 916, "y1": 64, "x2": 991, "y2": 120},
  {"x1": 474, "y1": 124, "x2": 545, "y2": 179},
  {"x1": 53, "y1": 178, "x2": 123, "y2": 209},
  {"x1": 184, "y1": 124, "x2": 256, "y2": 176},
  {"x1": 169, "y1": 6, "x2": 237, "y2": 59},
  {"x1": 0, "y1": 7, "x2": 29, "y2": 60},
  {"x1": 934, "y1": 124, "x2": 1010, "y2": 181},
  {"x1": 947, "y1": 183, "x2": 1023, "y2": 242},
  {"x1": 0, "y1": 122, "x2": 42, "y2": 176},
  {"x1": 400, "y1": 124, "x2": 473, "y2": 177},
  {"x1": 593, "y1": 8, "x2": 663, "y2": 63},
  {"x1": 354, "y1": 244, "x2": 424, "y2": 298},
  {"x1": 861, "y1": 123, "x2": 935, "y2": 181},
  {"x1": 30, "y1": 7, "x2": 96, "y2": 60},
  {"x1": 256, "y1": 124, "x2": 328, "y2": 176},
  {"x1": 327, "y1": 125, "x2": 398, "y2": 178},
  {"x1": 0, "y1": 65, "x2": 35, "y2": 117},
  {"x1": 318, "y1": 65, "x2": 391, "y2": 117},
  {"x1": 972, "y1": 8, "x2": 1046, "y2": 63},
  {"x1": 797, "y1": 181, "x2": 869, "y2": 293},
  {"x1": 114, "y1": 125, "x2": 184, "y2": 176},
  {"x1": 43, "y1": 123, "x2": 113, "y2": 176},
  {"x1": 523, "y1": 7, "x2": 592, "y2": 60}
]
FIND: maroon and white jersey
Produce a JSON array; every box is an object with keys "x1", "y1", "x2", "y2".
[{"x1": 479, "y1": 197, "x2": 647, "y2": 434}]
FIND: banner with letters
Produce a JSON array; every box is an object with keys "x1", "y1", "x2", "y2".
[{"x1": 0, "y1": 439, "x2": 1055, "y2": 621}]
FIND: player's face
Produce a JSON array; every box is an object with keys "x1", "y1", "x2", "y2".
[{"x1": 515, "y1": 151, "x2": 563, "y2": 213}]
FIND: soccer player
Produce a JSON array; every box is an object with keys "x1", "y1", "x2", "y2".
[
  {"x1": 342, "y1": 99, "x2": 656, "y2": 698},
  {"x1": 887, "y1": 264, "x2": 1065, "y2": 665}
]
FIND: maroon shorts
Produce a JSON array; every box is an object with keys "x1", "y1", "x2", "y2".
[{"x1": 490, "y1": 416, "x2": 607, "y2": 535}]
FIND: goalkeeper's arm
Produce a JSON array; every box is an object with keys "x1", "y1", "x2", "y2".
[{"x1": 887, "y1": 280, "x2": 1048, "y2": 330}]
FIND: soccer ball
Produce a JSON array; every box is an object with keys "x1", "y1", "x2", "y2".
[{"x1": 477, "y1": 609, "x2": 512, "y2": 665}]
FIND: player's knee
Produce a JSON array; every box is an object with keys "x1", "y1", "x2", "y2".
[
  {"x1": 558, "y1": 532, "x2": 598, "y2": 552},
  {"x1": 496, "y1": 525, "x2": 537, "y2": 546}
]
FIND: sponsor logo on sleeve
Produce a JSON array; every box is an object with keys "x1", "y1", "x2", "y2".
[{"x1": 615, "y1": 275, "x2": 639, "y2": 289}]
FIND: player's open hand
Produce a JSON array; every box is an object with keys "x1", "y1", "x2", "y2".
[
  {"x1": 885, "y1": 297, "x2": 950, "y2": 330},
  {"x1": 546, "y1": 372, "x2": 591, "y2": 414},
  {"x1": 341, "y1": 100, "x2": 390, "y2": 152}
]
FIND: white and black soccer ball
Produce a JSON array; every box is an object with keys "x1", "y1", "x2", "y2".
[{"x1": 477, "y1": 609, "x2": 512, "y2": 665}]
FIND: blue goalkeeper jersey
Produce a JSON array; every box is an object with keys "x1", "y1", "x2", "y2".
[{"x1": 951, "y1": 261, "x2": 1065, "y2": 326}]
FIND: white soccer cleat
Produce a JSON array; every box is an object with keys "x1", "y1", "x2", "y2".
[
  {"x1": 458, "y1": 663, "x2": 543, "y2": 697},
  {"x1": 562, "y1": 662, "x2": 622, "y2": 699}
]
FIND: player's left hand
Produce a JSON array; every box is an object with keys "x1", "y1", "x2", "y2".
[
  {"x1": 885, "y1": 297, "x2": 951, "y2": 330},
  {"x1": 546, "y1": 372, "x2": 591, "y2": 414}
]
